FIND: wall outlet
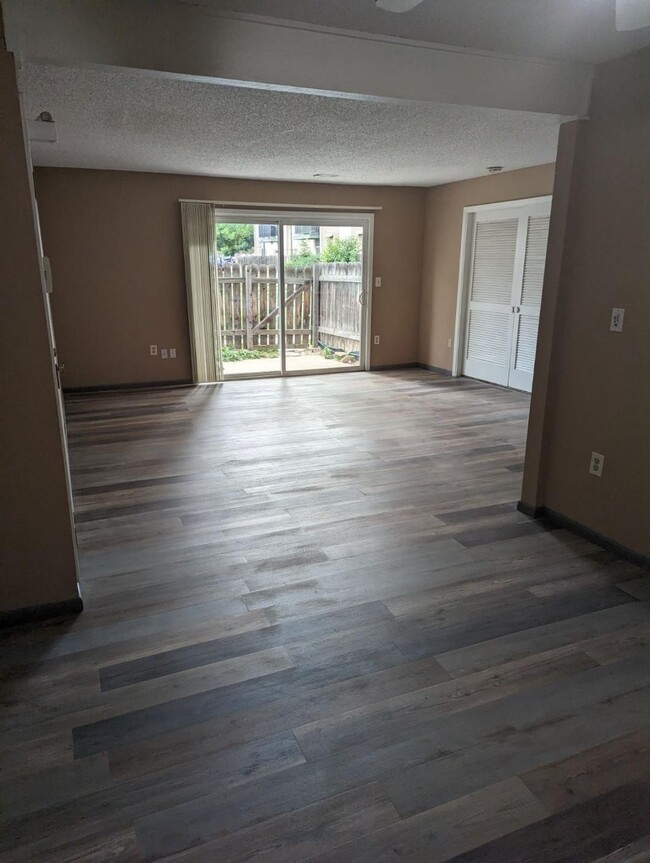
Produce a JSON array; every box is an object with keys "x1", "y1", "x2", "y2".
[
  {"x1": 447, "y1": 338, "x2": 452, "y2": 348},
  {"x1": 169, "y1": 348, "x2": 177, "y2": 359},
  {"x1": 374, "y1": 276, "x2": 382, "y2": 288},
  {"x1": 373, "y1": 335, "x2": 380, "y2": 345},
  {"x1": 610, "y1": 308, "x2": 625, "y2": 332},
  {"x1": 160, "y1": 348, "x2": 169, "y2": 359},
  {"x1": 589, "y1": 451, "x2": 605, "y2": 477},
  {"x1": 150, "y1": 344, "x2": 158, "y2": 356}
]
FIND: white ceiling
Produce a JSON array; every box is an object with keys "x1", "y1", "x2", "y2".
[
  {"x1": 23, "y1": 63, "x2": 565, "y2": 187},
  {"x1": 192, "y1": 0, "x2": 650, "y2": 64}
]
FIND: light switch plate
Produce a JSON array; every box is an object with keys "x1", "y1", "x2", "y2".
[
  {"x1": 169, "y1": 348, "x2": 176, "y2": 358},
  {"x1": 160, "y1": 348, "x2": 169, "y2": 359},
  {"x1": 374, "y1": 276, "x2": 381, "y2": 288},
  {"x1": 610, "y1": 308, "x2": 625, "y2": 332}
]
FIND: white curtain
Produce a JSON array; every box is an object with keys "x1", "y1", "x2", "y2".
[{"x1": 180, "y1": 202, "x2": 223, "y2": 383}]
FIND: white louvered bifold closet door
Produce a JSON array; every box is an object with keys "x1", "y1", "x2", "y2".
[
  {"x1": 508, "y1": 214, "x2": 550, "y2": 392},
  {"x1": 462, "y1": 200, "x2": 551, "y2": 392},
  {"x1": 462, "y1": 215, "x2": 519, "y2": 387}
]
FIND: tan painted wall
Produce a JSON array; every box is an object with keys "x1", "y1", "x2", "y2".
[
  {"x1": 34, "y1": 170, "x2": 427, "y2": 388},
  {"x1": 524, "y1": 46, "x2": 650, "y2": 557},
  {"x1": 418, "y1": 164, "x2": 556, "y2": 371},
  {"x1": 522, "y1": 120, "x2": 587, "y2": 509},
  {"x1": 0, "y1": 45, "x2": 79, "y2": 612}
]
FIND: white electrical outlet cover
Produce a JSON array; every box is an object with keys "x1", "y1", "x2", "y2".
[
  {"x1": 610, "y1": 308, "x2": 625, "y2": 332},
  {"x1": 589, "y1": 451, "x2": 605, "y2": 477},
  {"x1": 150, "y1": 344, "x2": 158, "y2": 356}
]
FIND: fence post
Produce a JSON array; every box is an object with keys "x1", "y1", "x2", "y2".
[
  {"x1": 311, "y1": 263, "x2": 320, "y2": 348},
  {"x1": 245, "y1": 265, "x2": 254, "y2": 349}
]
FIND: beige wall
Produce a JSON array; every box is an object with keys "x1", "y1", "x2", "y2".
[
  {"x1": 0, "y1": 44, "x2": 79, "y2": 612},
  {"x1": 523, "y1": 46, "x2": 650, "y2": 558},
  {"x1": 418, "y1": 164, "x2": 556, "y2": 371},
  {"x1": 34, "y1": 170, "x2": 427, "y2": 388}
]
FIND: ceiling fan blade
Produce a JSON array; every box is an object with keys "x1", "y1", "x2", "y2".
[
  {"x1": 616, "y1": 0, "x2": 650, "y2": 30},
  {"x1": 375, "y1": 0, "x2": 425, "y2": 13}
]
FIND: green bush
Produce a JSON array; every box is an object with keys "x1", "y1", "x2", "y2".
[
  {"x1": 286, "y1": 241, "x2": 319, "y2": 268},
  {"x1": 286, "y1": 236, "x2": 361, "y2": 266},
  {"x1": 320, "y1": 236, "x2": 361, "y2": 263},
  {"x1": 222, "y1": 346, "x2": 278, "y2": 362}
]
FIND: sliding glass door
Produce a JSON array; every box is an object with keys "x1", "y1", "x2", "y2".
[
  {"x1": 282, "y1": 222, "x2": 365, "y2": 374},
  {"x1": 215, "y1": 210, "x2": 372, "y2": 379},
  {"x1": 216, "y1": 220, "x2": 282, "y2": 377}
]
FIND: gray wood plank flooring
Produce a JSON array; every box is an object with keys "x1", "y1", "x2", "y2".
[{"x1": 2, "y1": 369, "x2": 649, "y2": 862}]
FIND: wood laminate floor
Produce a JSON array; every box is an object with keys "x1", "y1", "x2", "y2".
[{"x1": 2, "y1": 369, "x2": 650, "y2": 862}]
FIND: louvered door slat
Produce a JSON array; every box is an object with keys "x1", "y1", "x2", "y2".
[
  {"x1": 466, "y1": 310, "x2": 510, "y2": 364},
  {"x1": 470, "y1": 220, "x2": 518, "y2": 304},
  {"x1": 514, "y1": 315, "x2": 539, "y2": 373},
  {"x1": 521, "y1": 216, "x2": 550, "y2": 307},
  {"x1": 462, "y1": 216, "x2": 519, "y2": 387},
  {"x1": 508, "y1": 211, "x2": 551, "y2": 391}
]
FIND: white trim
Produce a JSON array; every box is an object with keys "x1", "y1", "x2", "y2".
[
  {"x1": 461, "y1": 195, "x2": 552, "y2": 215},
  {"x1": 184, "y1": 200, "x2": 382, "y2": 212},
  {"x1": 451, "y1": 207, "x2": 472, "y2": 377},
  {"x1": 452, "y1": 195, "x2": 552, "y2": 378}
]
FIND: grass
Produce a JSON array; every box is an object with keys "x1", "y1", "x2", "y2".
[{"x1": 222, "y1": 346, "x2": 279, "y2": 362}]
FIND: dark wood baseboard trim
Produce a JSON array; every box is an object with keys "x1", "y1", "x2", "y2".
[
  {"x1": 518, "y1": 502, "x2": 650, "y2": 569},
  {"x1": 516, "y1": 500, "x2": 546, "y2": 519},
  {"x1": 64, "y1": 379, "x2": 193, "y2": 394},
  {"x1": 416, "y1": 363, "x2": 453, "y2": 376},
  {"x1": 369, "y1": 363, "x2": 418, "y2": 371},
  {"x1": 0, "y1": 596, "x2": 84, "y2": 628}
]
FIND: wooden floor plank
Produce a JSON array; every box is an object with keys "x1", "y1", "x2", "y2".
[
  {"x1": 295, "y1": 778, "x2": 547, "y2": 863},
  {"x1": 157, "y1": 782, "x2": 399, "y2": 863},
  {"x1": 443, "y1": 781, "x2": 650, "y2": 863},
  {"x1": 520, "y1": 725, "x2": 650, "y2": 813}
]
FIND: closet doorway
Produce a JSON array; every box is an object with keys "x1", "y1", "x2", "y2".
[{"x1": 454, "y1": 197, "x2": 551, "y2": 393}]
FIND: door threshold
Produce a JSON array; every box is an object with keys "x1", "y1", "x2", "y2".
[{"x1": 223, "y1": 366, "x2": 365, "y2": 382}]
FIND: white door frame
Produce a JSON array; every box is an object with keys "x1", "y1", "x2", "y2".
[
  {"x1": 451, "y1": 196, "x2": 552, "y2": 378},
  {"x1": 214, "y1": 209, "x2": 374, "y2": 377}
]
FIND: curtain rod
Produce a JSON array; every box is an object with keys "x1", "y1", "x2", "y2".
[{"x1": 179, "y1": 199, "x2": 382, "y2": 211}]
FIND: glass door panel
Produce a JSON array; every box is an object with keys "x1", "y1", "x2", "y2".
[
  {"x1": 282, "y1": 224, "x2": 364, "y2": 373},
  {"x1": 216, "y1": 221, "x2": 282, "y2": 377}
]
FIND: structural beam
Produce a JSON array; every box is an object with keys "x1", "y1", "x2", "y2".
[{"x1": 3, "y1": 0, "x2": 592, "y2": 116}]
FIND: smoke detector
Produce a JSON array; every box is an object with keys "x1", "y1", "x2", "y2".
[{"x1": 486, "y1": 166, "x2": 504, "y2": 174}]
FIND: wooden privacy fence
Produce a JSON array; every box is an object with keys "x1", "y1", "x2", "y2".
[{"x1": 216, "y1": 260, "x2": 363, "y2": 353}]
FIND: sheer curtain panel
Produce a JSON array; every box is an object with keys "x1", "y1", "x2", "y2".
[{"x1": 180, "y1": 202, "x2": 222, "y2": 383}]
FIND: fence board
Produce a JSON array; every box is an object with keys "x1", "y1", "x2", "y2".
[{"x1": 216, "y1": 258, "x2": 362, "y2": 353}]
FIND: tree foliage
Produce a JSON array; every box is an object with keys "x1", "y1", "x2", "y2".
[
  {"x1": 320, "y1": 236, "x2": 361, "y2": 263},
  {"x1": 216, "y1": 223, "x2": 254, "y2": 257}
]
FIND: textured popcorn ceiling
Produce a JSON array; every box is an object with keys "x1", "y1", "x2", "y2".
[
  {"x1": 190, "y1": 0, "x2": 650, "y2": 65},
  {"x1": 23, "y1": 63, "x2": 567, "y2": 186}
]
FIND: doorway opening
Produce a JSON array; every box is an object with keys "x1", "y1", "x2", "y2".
[
  {"x1": 215, "y1": 211, "x2": 373, "y2": 379},
  {"x1": 453, "y1": 197, "x2": 551, "y2": 393}
]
